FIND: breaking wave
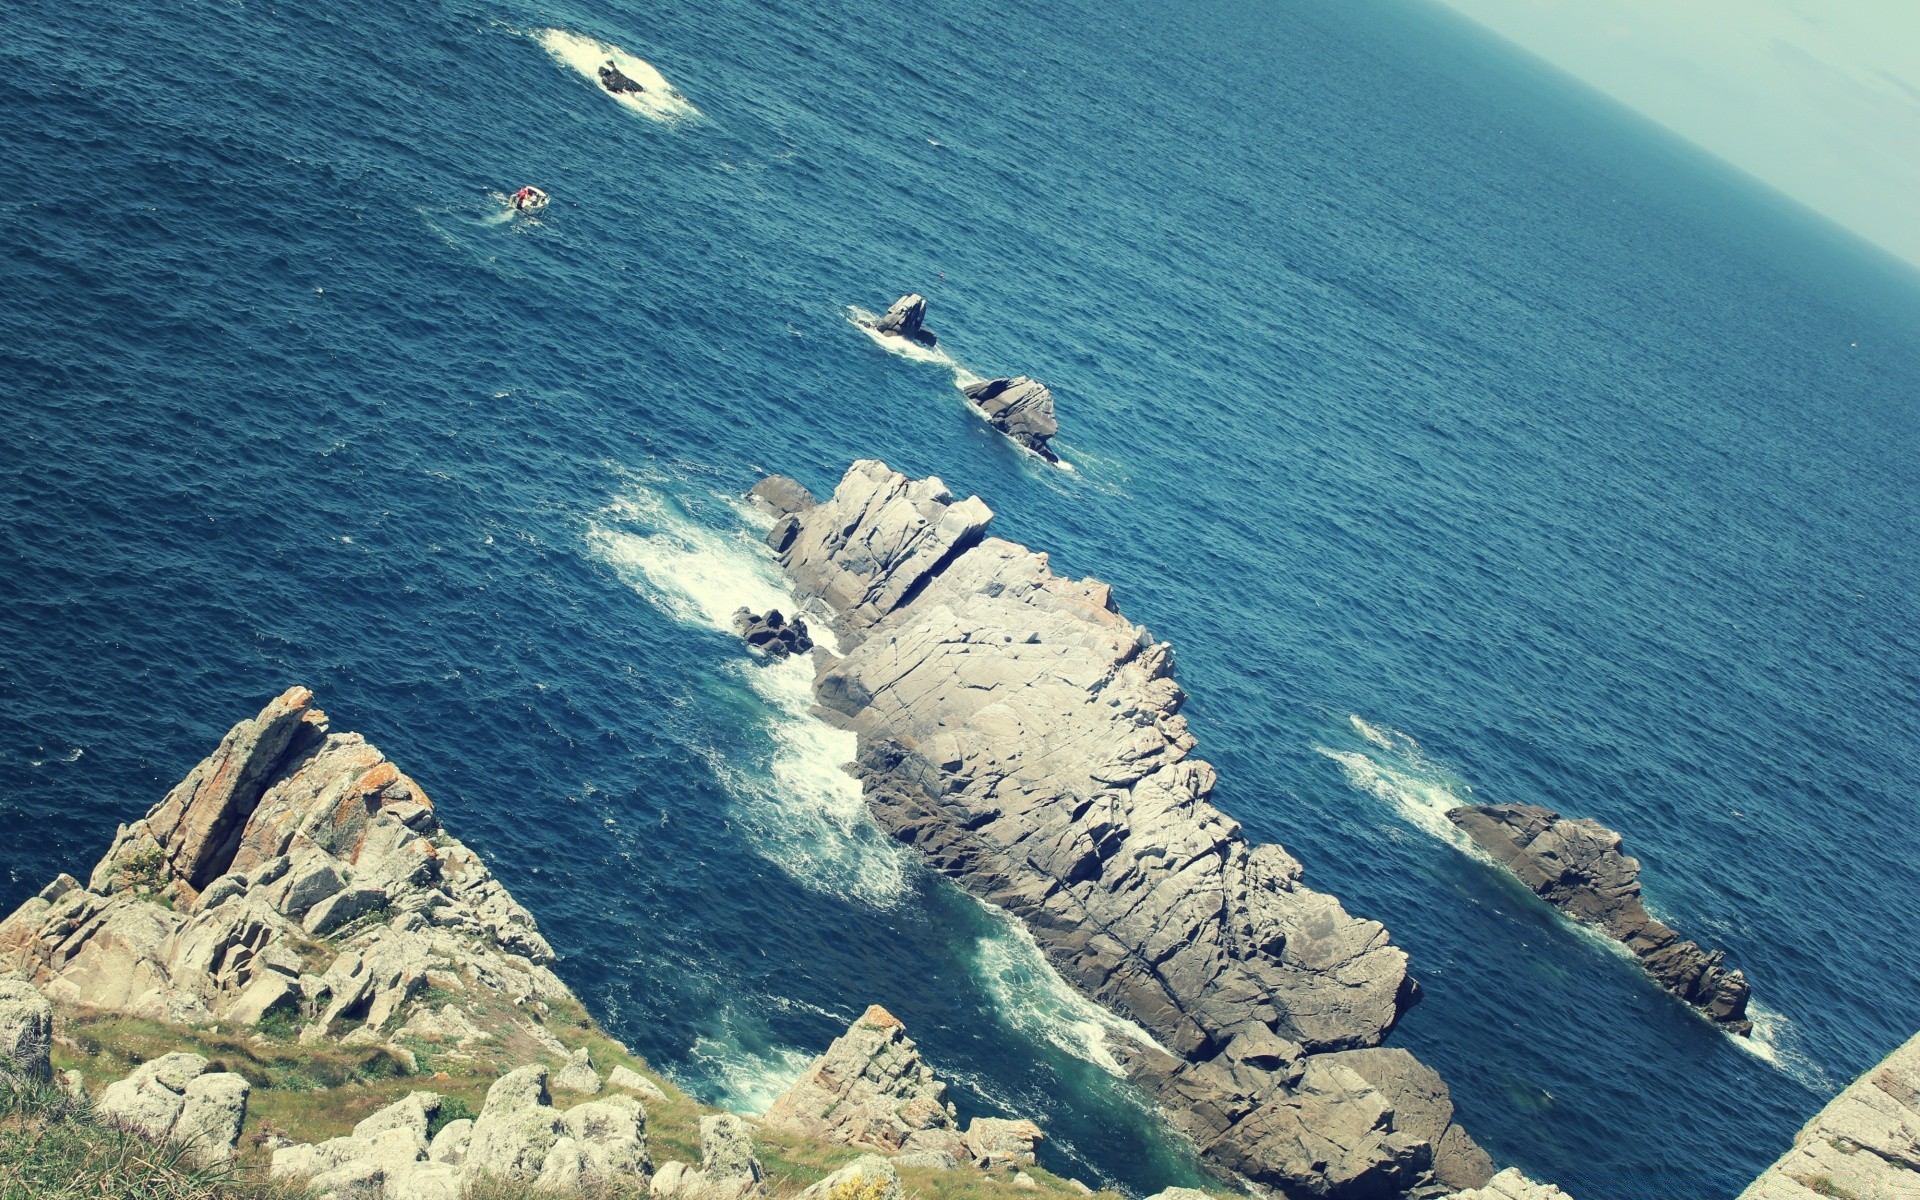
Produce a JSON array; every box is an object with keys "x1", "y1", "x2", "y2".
[
  {"x1": 1314, "y1": 715, "x2": 1480, "y2": 849},
  {"x1": 585, "y1": 475, "x2": 910, "y2": 907},
  {"x1": 537, "y1": 29, "x2": 700, "y2": 123},
  {"x1": 970, "y1": 915, "x2": 1164, "y2": 1077}
]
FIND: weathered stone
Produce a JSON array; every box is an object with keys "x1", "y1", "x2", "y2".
[
  {"x1": 700, "y1": 1113, "x2": 765, "y2": 1193},
  {"x1": 872, "y1": 294, "x2": 938, "y2": 347},
  {"x1": 465, "y1": 1064, "x2": 567, "y2": 1182},
  {"x1": 732, "y1": 608, "x2": 815, "y2": 661},
  {"x1": 1737, "y1": 1030, "x2": 1920, "y2": 1200},
  {"x1": 959, "y1": 377, "x2": 1061, "y2": 464},
  {"x1": 1142, "y1": 1190, "x2": 1214, "y2": 1200},
  {"x1": 565, "y1": 1091, "x2": 652, "y2": 1182},
  {"x1": 767, "y1": 461, "x2": 1489, "y2": 1197},
  {"x1": 1447, "y1": 804, "x2": 1752, "y2": 1034},
  {"x1": 965, "y1": 1117, "x2": 1043, "y2": 1169},
  {"x1": 795, "y1": 1155, "x2": 903, "y2": 1200},
  {"x1": 97, "y1": 1052, "x2": 209, "y2": 1140},
  {"x1": 763, "y1": 1005, "x2": 959, "y2": 1153},
  {"x1": 553, "y1": 1046, "x2": 603, "y2": 1094},
  {"x1": 0, "y1": 979, "x2": 52, "y2": 1081},
  {"x1": 609, "y1": 1064, "x2": 668, "y2": 1101},
  {"x1": 176, "y1": 1072, "x2": 251, "y2": 1163},
  {"x1": 1444, "y1": 1167, "x2": 1578, "y2": 1199},
  {"x1": 429, "y1": 1118, "x2": 473, "y2": 1164},
  {"x1": 748, "y1": 476, "x2": 817, "y2": 520}
]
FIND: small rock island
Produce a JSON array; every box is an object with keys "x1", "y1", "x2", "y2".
[
  {"x1": 961, "y1": 376, "x2": 1061, "y2": 465},
  {"x1": 873, "y1": 293, "x2": 939, "y2": 347},
  {"x1": 1447, "y1": 803, "x2": 1752, "y2": 1034}
]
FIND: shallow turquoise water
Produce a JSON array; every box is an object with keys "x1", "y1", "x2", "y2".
[{"x1": 3, "y1": 0, "x2": 1918, "y2": 1195}]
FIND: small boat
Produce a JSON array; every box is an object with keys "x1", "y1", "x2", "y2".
[{"x1": 509, "y1": 186, "x2": 550, "y2": 213}]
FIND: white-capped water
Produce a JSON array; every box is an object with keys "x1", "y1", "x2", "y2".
[
  {"x1": 586, "y1": 479, "x2": 910, "y2": 907},
  {"x1": 971, "y1": 914, "x2": 1164, "y2": 1077},
  {"x1": 537, "y1": 29, "x2": 700, "y2": 123},
  {"x1": 1315, "y1": 716, "x2": 1481, "y2": 850}
]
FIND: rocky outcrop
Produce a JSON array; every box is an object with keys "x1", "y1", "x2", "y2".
[
  {"x1": 796, "y1": 1155, "x2": 903, "y2": 1200},
  {"x1": 276, "y1": 1069, "x2": 649, "y2": 1198},
  {"x1": 763, "y1": 461, "x2": 1490, "y2": 1198},
  {"x1": 1443, "y1": 1169, "x2": 1576, "y2": 1200},
  {"x1": 1738, "y1": 1031, "x2": 1920, "y2": 1200},
  {"x1": 651, "y1": 1113, "x2": 767, "y2": 1199},
  {"x1": 733, "y1": 608, "x2": 816, "y2": 660},
  {"x1": 0, "y1": 688, "x2": 573, "y2": 1051},
  {"x1": 1445, "y1": 804, "x2": 1752, "y2": 1034},
  {"x1": 763, "y1": 1004, "x2": 1042, "y2": 1172},
  {"x1": 960, "y1": 377, "x2": 1060, "y2": 464},
  {"x1": 0, "y1": 978, "x2": 52, "y2": 1081},
  {"x1": 97, "y1": 1051, "x2": 250, "y2": 1165},
  {"x1": 873, "y1": 294, "x2": 938, "y2": 347}
]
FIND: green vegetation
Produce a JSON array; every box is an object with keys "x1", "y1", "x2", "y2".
[
  {"x1": 31, "y1": 998, "x2": 1148, "y2": 1200},
  {"x1": 0, "y1": 1073, "x2": 298, "y2": 1200}
]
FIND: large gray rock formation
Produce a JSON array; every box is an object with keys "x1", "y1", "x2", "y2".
[
  {"x1": 732, "y1": 608, "x2": 815, "y2": 660},
  {"x1": 1446, "y1": 804, "x2": 1752, "y2": 1034},
  {"x1": 960, "y1": 377, "x2": 1060, "y2": 465},
  {"x1": 873, "y1": 294, "x2": 938, "y2": 347},
  {"x1": 0, "y1": 688, "x2": 573, "y2": 1049},
  {"x1": 762, "y1": 1004, "x2": 1042, "y2": 1171},
  {"x1": 762, "y1": 461, "x2": 1490, "y2": 1197},
  {"x1": 1737, "y1": 1030, "x2": 1920, "y2": 1200}
]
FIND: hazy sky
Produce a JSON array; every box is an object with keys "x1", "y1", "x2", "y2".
[{"x1": 1434, "y1": 0, "x2": 1920, "y2": 267}]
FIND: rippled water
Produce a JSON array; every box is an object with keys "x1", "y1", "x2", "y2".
[{"x1": 3, "y1": 0, "x2": 1918, "y2": 1195}]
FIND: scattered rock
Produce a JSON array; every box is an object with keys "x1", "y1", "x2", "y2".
[
  {"x1": 766, "y1": 461, "x2": 1489, "y2": 1198},
  {"x1": 1013, "y1": 1173, "x2": 1039, "y2": 1190},
  {"x1": 0, "y1": 979, "x2": 52, "y2": 1081},
  {"x1": 959, "y1": 377, "x2": 1060, "y2": 464},
  {"x1": 554, "y1": 1046, "x2": 603, "y2": 1094},
  {"x1": 700, "y1": 1113, "x2": 766, "y2": 1195},
  {"x1": 98, "y1": 1052, "x2": 249, "y2": 1164},
  {"x1": 965, "y1": 1117, "x2": 1043, "y2": 1169},
  {"x1": 1737, "y1": 1030, "x2": 1920, "y2": 1200},
  {"x1": 732, "y1": 608, "x2": 815, "y2": 660},
  {"x1": 749, "y1": 476, "x2": 817, "y2": 522},
  {"x1": 1446, "y1": 804, "x2": 1752, "y2": 1034},
  {"x1": 1444, "y1": 1167, "x2": 1578, "y2": 1199},
  {"x1": 796, "y1": 1155, "x2": 903, "y2": 1200},
  {"x1": 873, "y1": 294, "x2": 938, "y2": 347},
  {"x1": 609, "y1": 1064, "x2": 668, "y2": 1101}
]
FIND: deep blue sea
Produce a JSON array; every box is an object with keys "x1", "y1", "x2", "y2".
[{"x1": 4, "y1": 0, "x2": 1919, "y2": 1195}]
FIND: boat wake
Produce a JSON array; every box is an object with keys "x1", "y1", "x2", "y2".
[
  {"x1": 585, "y1": 473, "x2": 910, "y2": 908},
  {"x1": 537, "y1": 29, "x2": 700, "y2": 123}
]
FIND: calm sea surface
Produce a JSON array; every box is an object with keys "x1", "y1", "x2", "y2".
[{"x1": 4, "y1": 0, "x2": 1918, "y2": 1195}]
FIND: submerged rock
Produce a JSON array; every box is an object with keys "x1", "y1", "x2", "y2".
[
  {"x1": 1446, "y1": 803, "x2": 1752, "y2": 1034},
  {"x1": 873, "y1": 294, "x2": 938, "y2": 347},
  {"x1": 764, "y1": 461, "x2": 1489, "y2": 1198},
  {"x1": 732, "y1": 608, "x2": 815, "y2": 660},
  {"x1": 960, "y1": 376, "x2": 1060, "y2": 464}
]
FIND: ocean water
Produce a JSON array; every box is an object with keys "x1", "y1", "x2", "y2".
[{"x1": 3, "y1": 0, "x2": 1918, "y2": 1195}]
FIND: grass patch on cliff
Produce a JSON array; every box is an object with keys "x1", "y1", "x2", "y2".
[{"x1": 0, "y1": 1073, "x2": 298, "y2": 1200}]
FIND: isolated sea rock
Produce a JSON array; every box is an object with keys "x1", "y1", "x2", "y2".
[
  {"x1": 873, "y1": 294, "x2": 938, "y2": 347},
  {"x1": 1737, "y1": 1029, "x2": 1920, "y2": 1200},
  {"x1": 765, "y1": 461, "x2": 1488, "y2": 1198},
  {"x1": 960, "y1": 376, "x2": 1061, "y2": 464},
  {"x1": 732, "y1": 608, "x2": 815, "y2": 660},
  {"x1": 0, "y1": 688, "x2": 572, "y2": 1048},
  {"x1": 1446, "y1": 804, "x2": 1752, "y2": 1034}
]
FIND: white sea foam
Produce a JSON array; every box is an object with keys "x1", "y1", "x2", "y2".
[
  {"x1": 585, "y1": 478, "x2": 910, "y2": 906},
  {"x1": 687, "y1": 1023, "x2": 815, "y2": 1114},
  {"x1": 1314, "y1": 717, "x2": 1480, "y2": 850},
  {"x1": 537, "y1": 29, "x2": 699, "y2": 123},
  {"x1": 971, "y1": 915, "x2": 1164, "y2": 1077},
  {"x1": 1736, "y1": 1000, "x2": 1836, "y2": 1091},
  {"x1": 27, "y1": 748, "x2": 83, "y2": 769}
]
